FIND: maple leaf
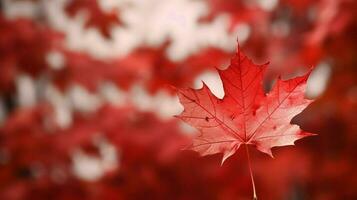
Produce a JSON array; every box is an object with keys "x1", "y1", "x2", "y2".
[
  {"x1": 65, "y1": 0, "x2": 122, "y2": 38},
  {"x1": 176, "y1": 46, "x2": 315, "y2": 165}
]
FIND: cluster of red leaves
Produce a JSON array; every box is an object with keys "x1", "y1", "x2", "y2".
[
  {"x1": 0, "y1": 104, "x2": 321, "y2": 200},
  {"x1": 204, "y1": 0, "x2": 357, "y2": 77},
  {"x1": 0, "y1": 104, "x2": 185, "y2": 199},
  {"x1": 0, "y1": 16, "x2": 229, "y2": 96},
  {"x1": 0, "y1": 0, "x2": 356, "y2": 199},
  {"x1": 129, "y1": 45, "x2": 231, "y2": 93},
  {"x1": 51, "y1": 45, "x2": 230, "y2": 93},
  {"x1": 51, "y1": 50, "x2": 138, "y2": 92},
  {"x1": 0, "y1": 16, "x2": 62, "y2": 94}
]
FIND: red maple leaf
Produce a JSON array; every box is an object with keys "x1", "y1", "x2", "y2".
[
  {"x1": 177, "y1": 46, "x2": 315, "y2": 162},
  {"x1": 176, "y1": 45, "x2": 315, "y2": 198}
]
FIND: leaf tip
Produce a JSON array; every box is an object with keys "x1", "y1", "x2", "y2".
[
  {"x1": 267, "y1": 150, "x2": 274, "y2": 158},
  {"x1": 221, "y1": 148, "x2": 238, "y2": 166},
  {"x1": 301, "y1": 131, "x2": 317, "y2": 137}
]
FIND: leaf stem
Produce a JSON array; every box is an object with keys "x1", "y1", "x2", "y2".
[{"x1": 245, "y1": 144, "x2": 257, "y2": 200}]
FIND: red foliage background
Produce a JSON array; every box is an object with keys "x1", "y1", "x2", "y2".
[{"x1": 0, "y1": 0, "x2": 356, "y2": 199}]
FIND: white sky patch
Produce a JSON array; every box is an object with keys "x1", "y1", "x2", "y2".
[
  {"x1": 68, "y1": 85, "x2": 103, "y2": 113},
  {"x1": 257, "y1": 0, "x2": 278, "y2": 11},
  {"x1": 16, "y1": 74, "x2": 37, "y2": 107},
  {"x1": 306, "y1": 62, "x2": 331, "y2": 98},
  {"x1": 194, "y1": 70, "x2": 224, "y2": 99},
  {"x1": 130, "y1": 84, "x2": 182, "y2": 119},
  {"x1": 72, "y1": 150, "x2": 103, "y2": 181},
  {"x1": 235, "y1": 23, "x2": 251, "y2": 43},
  {"x1": 45, "y1": 84, "x2": 73, "y2": 129},
  {"x1": 2, "y1": 0, "x2": 39, "y2": 19},
  {"x1": 72, "y1": 137, "x2": 118, "y2": 181},
  {"x1": 99, "y1": 82, "x2": 127, "y2": 106},
  {"x1": 98, "y1": 0, "x2": 127, "y2": 12},
  {"x1": 47, "y1": 50, "x2": 66, "y2": 70}
]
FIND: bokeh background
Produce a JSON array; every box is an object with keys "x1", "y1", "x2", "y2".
[{"x1": 0, "y1": 0, "x2": 356, "y2": 199}]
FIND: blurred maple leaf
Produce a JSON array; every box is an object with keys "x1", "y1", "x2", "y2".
[{"x1": 65, "y1": 0, "x2": 122, "y2": 38}]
